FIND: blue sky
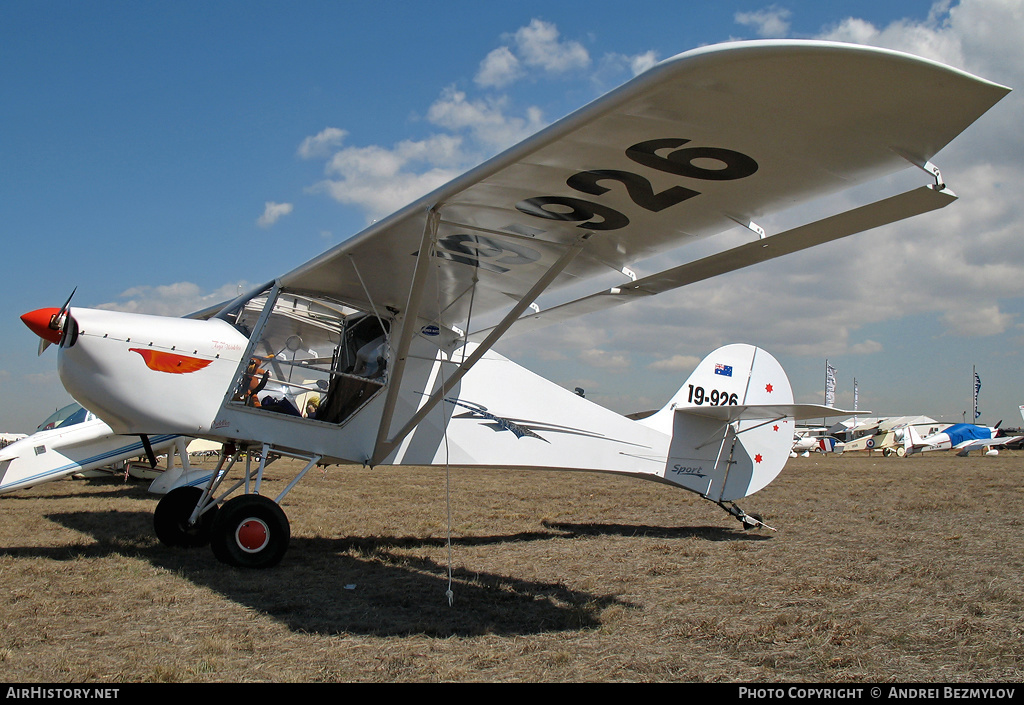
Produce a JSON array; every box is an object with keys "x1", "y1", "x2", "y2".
[{"x1": 3, "y1": 0, "x2": 1022, "y2": 434}]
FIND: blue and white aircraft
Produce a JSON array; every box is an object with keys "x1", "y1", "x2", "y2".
[
  {"x1": 0, "y1": 402, "x2": 207, "y2": 495},
  {"x1": 905, "y1": 422, "x2": 1022, "y2": 457}
]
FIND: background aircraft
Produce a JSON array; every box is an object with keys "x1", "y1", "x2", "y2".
[
  {"x1": 20, "y1": 40, "x2": 1010, "y2": 569},
  {"x1": 841, "y1": 416, "x2": 946, "y2": 456},
  {"x1": 0, "y1": 403, "x2": 180, "y2": 495},
  {"x1": 904, "y1": 422, "x2": 1022, "y2": 457},
  {"x1": 0, "y1": 433, "x2": 26, "y2": 448},
  {"x1": 0, "y1": 401, "x2": 223, "y2": 496},
  {"x1": 790, "y1": 427, "x2": 844, "y2": 456}
]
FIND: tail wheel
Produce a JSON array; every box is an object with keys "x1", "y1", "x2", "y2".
[
  {"x1": 743, "y1": 512, "x2": 764, "y2": 530},
  {"x1": 210, "y1": 494, "x2": 290, "y2": 569},
  {"x1": 154, "y1": 486, "x2": 217, "y2": 547}
]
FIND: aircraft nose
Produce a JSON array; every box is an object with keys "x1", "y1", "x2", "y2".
[{"x1": 21, "y1": 307, "x2": 63, "y2": 344}]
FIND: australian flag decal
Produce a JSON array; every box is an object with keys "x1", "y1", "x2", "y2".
[{"x1": 714, "y1": 363, "x2": 733, "y2": 377}]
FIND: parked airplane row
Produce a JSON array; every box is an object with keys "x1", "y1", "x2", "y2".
[
  {"x1": 6, "y1": 392, "x2": 1014, "y2": 501},
  {"x1": 793, "y1": 410, "x2": 1023, "y2": 457},
  {"x1": 11, "y1": 40, "x2": 1012, "y2": 569}
]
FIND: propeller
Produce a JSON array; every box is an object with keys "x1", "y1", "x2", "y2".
[{"x1": 21, "y1": 287, "x2": 76, "y2": 355}]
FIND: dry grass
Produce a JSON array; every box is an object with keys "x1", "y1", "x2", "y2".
[{"x1": 0, "y1": 450, "x2": 1022, "y2": 682}]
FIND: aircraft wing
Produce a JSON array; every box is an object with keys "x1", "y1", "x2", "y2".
[
  {"x1": 954, "y1": 436, "x2": 1024, "y2": 455},
  {"x1": 277, "y1": 40, "x2": 1009, "y2": 336}
]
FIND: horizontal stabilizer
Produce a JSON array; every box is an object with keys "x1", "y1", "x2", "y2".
[{"x1": 676, "y1": 403, "x2": 862, "y2": 422}]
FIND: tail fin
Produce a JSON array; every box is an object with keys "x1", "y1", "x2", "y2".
[
  {"x1": 903, "y1": 423, "x2": 926, "y2": 455},
  {"x1": 641, "y1": 344, "x2": 797, "y2": 502}
]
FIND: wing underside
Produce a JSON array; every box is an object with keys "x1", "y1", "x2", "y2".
[{"x1": 279, "y1": 40, "x2": 1008, "y2": 338}]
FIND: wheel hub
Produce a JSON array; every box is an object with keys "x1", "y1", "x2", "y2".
[{"x1": 236, "y1": 518, "x2": 270, "y2": 552}]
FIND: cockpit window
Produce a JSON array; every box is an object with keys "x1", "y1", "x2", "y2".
[
  {"x1": 55, "y1": 406, "x2": 90, "y2": 429},
  {"x1": 36, "y1": 402, "x2": 82, "y2": 431},
  {"x1": 225, "y1": 288, "x2": 390, "y2": 426}
]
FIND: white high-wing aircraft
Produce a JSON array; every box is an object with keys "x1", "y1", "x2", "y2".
[
  {"x1": 20, "y1": 41, "x2": 1009, "y2": 568},
  {"x1": 904, "y1": 423, "x2": 1023, "y2": 457}
]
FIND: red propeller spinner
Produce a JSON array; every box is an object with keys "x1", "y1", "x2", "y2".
[{"x1": 21, "y1": 307, "x2": 64, "y2": 345}]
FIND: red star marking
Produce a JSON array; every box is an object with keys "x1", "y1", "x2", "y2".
[
  {"x1": 765, "y1": 383, "x2": 773, "y2": 393},
  {"x1": 773, "y1": 424, "x2": 780, "y2": 432},
  {"x1": 755, "y1": 453, "x2": 763, "y2": 463}
]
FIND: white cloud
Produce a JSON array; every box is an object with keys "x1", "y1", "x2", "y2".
[
  {"x1": 96, "y1": 281, "x2": 254, "y2": 317},
  {"x1": 629, "y1": 50, "x2": 660, "y2": 75},
  {"x1": 735, "y1": 6, "x2": 793, "y2": 38},
  {"x1": 648, "y1": 354, "x2": 701, "y2": 372},
  {"x1": 578, "y1": 348, "x2": 631, "y2": 369},
  {"x1": 257, "y1": 201, "x2": 293, "y2": 228},
  {"x1": 799, "y1": 0, "x2": 1024, "y2": 346},
  {"x1": 297, "y1": 127, "x2": 347, "y2": 160},
  {"x1": 941, "y1": 304, "x2": 1014, "y2": 337},
  {"x1": 475, "y1": 19, "x2": 590, "y2": 88},
  {"x1": 312, "y1": 134, "x2": 466, "y2": 221},
  {"x1": 426, "y1": 86, "x2": 546, "y2": 152},
  {"x1": 475, "y1": 46, "x2": 521, "y2": 88},
  {"x1": 514, "y1": 19, "x2": 590, "y2": 74}
]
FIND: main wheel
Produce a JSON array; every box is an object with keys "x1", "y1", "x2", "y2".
[
  {"x1": 154, "y1": 486, "x2": 217, "y2": 547},
  {"x1": 210, "y1": 494, "x2": 290, "y2": 569}
]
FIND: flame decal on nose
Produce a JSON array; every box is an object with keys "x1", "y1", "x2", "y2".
[{"x1": 129, "y1": 348, "x2": 213, "y2": 374}]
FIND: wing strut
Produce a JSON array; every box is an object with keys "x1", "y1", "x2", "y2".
[
  {"x1": 468, "y1": 183, "x2": 957, "y2": 341},
  {"x1": 370, "y1": 231, "x2": 593, "y2": 465},
  {"x1": 372, "y1": 207, "x2": 442, "y2": 463}
]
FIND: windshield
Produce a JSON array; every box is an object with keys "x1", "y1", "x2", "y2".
[
  {"x1": 225, "y1": 288, "x2": 391, "y2": 426},
  {"x1": 36, "y1": 402, "x2": 82, "y2": 431},
  {"x1": 55, "y1": 406, "x2": 91, "y2": 429}
]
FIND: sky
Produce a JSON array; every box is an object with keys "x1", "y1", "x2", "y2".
[{"x1": 2, "y1": 0, "x2": 1023, "y2": 434}]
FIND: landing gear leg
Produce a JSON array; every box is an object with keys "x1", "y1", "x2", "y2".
[{"x1": 165, "y1": 443, "x2": 318, "y2": 569}]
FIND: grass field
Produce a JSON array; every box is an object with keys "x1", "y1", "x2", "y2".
[{"x1": 1, "y1": 450, "x2": 1021, "y2": 682}]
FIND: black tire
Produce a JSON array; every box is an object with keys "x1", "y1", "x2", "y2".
[
  {"x1": 210, "y1": 494, "x2": 290, "y2": 569},
  {"x1": 154, "y1": 486, "x2": 217, "y2": 547}
]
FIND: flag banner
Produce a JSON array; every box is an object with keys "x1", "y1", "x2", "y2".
[{"x1": 825, "y1": 362, "x2": 837, "y2": 407}]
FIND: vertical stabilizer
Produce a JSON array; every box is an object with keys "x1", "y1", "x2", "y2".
[{"x1": 643, "y1": 344, "x2": 796, "y2": 501}]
